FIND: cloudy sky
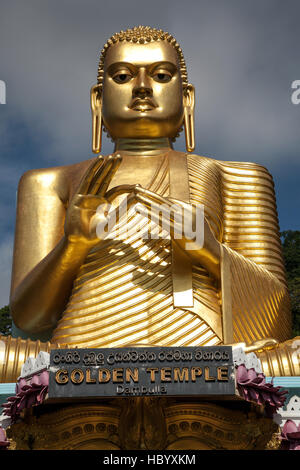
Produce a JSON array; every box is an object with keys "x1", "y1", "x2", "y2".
[{"x1": 0, "y1": 0, "x2": 299, "y2": 307}]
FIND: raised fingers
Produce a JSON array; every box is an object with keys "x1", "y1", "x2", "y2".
[
  {"x1": 76, "y1": 156, "x2": 105, "y2": 195},
  {"x1": 76, "y1": 154, "x2": 122, "y2": 196},
  {"x1": 89, "y1": 154, "x2": 122, "y2": 196}
]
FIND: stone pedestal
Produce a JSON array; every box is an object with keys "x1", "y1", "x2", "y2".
[{"x1": 6, "y1": 398, "x2": 280, "y2": 450}]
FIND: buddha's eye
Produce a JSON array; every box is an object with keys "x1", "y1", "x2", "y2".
[
  {"x1": 152, "y1": 72, "x2": 172, "y2": 83},
  {"x1": 112, "y1": 73, "x2": 132, "y2": 84}
]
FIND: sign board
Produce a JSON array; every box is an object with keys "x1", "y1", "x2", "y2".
[{"x1": 49, "y1": 346, "x2": 236, "y2": 399}]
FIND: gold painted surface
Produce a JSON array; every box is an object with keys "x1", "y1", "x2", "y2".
[
  {"x1": 255, "y1": 337, "x2": 300, "y2": 376},
  {"x1": 218, "y1": 160, "x2": 291, "y2": 345},
  {"x1": 6, "y1": 399, "x2": 279, "y2": 450},
  {"x1": 0, "y1": 335, "x2": 58, "y2": 383},
  {"x1": 169, "y1": 150, "x2": 193, "y2": 308},
  {"x1": 164, "y1": 401, "x2": 279, "y2": 450},
  {"x1": 52, "y1": 151, "x2": 221, "y2": 348},
  {"x1": 2, "y1": 334, "x2": 299, "y2": 382},
  {"x1": 51, "y1": 153, "x2": 291, "y2": 349},
  {"x1": 6, "y1": 404, "x2": 121, "y2": 450},
  {"x1": 5, "y1": 26, "x2": 295, "y2": 380}
]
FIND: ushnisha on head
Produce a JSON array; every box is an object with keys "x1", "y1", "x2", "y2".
[{"x1": 91, "y1": 26, "x2": 195, "y2": 153}]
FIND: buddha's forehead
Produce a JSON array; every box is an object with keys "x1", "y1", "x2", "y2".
[{"x1": 104, "y1": 40, "x2": 179, "y2": 68}]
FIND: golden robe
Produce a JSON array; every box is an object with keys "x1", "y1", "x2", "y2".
[{"x1": 52, "y1": 153, "x2": 291, "y2": 348}]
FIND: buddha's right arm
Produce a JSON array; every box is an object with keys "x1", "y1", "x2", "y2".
[
  {"x1": 10, "y1": 156, "x2": 121, "y2": 335},
  {"x1": 10, "y1": 236, "x2": 91, "y2": 334},
  {"x1": 9, "y1": 168, "x2": 91, "y2": 334}
]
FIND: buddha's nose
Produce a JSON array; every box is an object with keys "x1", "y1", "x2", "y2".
[{"x1": 132, "y1": 68, "x2": 152, "y2": 98}]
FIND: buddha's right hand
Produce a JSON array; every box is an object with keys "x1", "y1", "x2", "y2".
[{"x1": 64, "y1": 154, "x2": 122, "y2": 246}]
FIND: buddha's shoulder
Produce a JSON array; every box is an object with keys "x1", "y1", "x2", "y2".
[
  {"x1": 19, "y1": 158, "x2": 97, "y2": 184},
  {"x1": 187, "y1": 153, "x2": 273, "y2": 181},
  {"x1": 18, "y1": 157, "x2": 97, "y2": 202}
]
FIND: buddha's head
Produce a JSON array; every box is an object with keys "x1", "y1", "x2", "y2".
[{"x1": 91, "y1": 26, "x2": 195, "y2": 152}]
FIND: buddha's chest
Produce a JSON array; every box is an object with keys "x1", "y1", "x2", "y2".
[{"x1": 108, "y1": 154, "x2": 168, "y2": 190}]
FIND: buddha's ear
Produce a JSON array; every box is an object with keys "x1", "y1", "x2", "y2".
[
  {"x1": 183, "y1": 84, "x2": 195, "y2": 152},
  {"x1": 90, "y1": 84, "x2": 102, "y2": 154}
]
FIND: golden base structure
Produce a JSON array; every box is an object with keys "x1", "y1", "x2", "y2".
[{"x1": 6, "y1": 399, "x2": 280, "y2": 450}]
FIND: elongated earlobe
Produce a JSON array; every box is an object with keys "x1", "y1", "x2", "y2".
[
  {"x1": 183, "y1": 84, "x2": 195, "y2": 152},
  {"x1": 91, "y1": 84, "x2": 102, "y2": 154}
]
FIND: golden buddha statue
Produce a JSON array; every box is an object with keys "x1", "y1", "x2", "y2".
[{"x1": 1, "y1": 26, "x2": 299, "y2": 382}]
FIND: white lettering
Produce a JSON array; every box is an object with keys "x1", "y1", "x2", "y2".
[
  {"x1": 96, "y1": 197, "x2": 205, "y2": 251},
  {"x1": 0, "y1": 80, "x2": 6, "y2": 104},
  {"x1": 291, "y1": 80, "x2": 300, "y2": 105},
  {"x1": 103, "y1": 455, "x2": 138, "y2": 467},
  {"x1": 186, "y1": 455, "x2": 196, "y2": 464},
  {"x1": 147, "y1": 454, "x2": 196, "y2": 465}
]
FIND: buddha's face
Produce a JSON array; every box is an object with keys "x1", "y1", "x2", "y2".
[{"x1": 101, "y1": 40, "x2": 185, "y2": 140}]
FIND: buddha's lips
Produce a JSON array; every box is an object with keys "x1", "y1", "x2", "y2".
[{"x1": 130, "y1": 98, "x2": 157, "y2": 111}]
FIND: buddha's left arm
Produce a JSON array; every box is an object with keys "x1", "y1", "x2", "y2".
[
  {"x1": 218, "y1": 161, "x2": 292, "y2": 346},
  {"x1": 128, "y1": 163, "x2": 291, "y2": 347}
]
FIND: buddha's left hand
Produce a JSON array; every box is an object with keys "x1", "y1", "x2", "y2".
[{"x1": 106, "y1": 185, "x2": 221, "y2": 280}]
